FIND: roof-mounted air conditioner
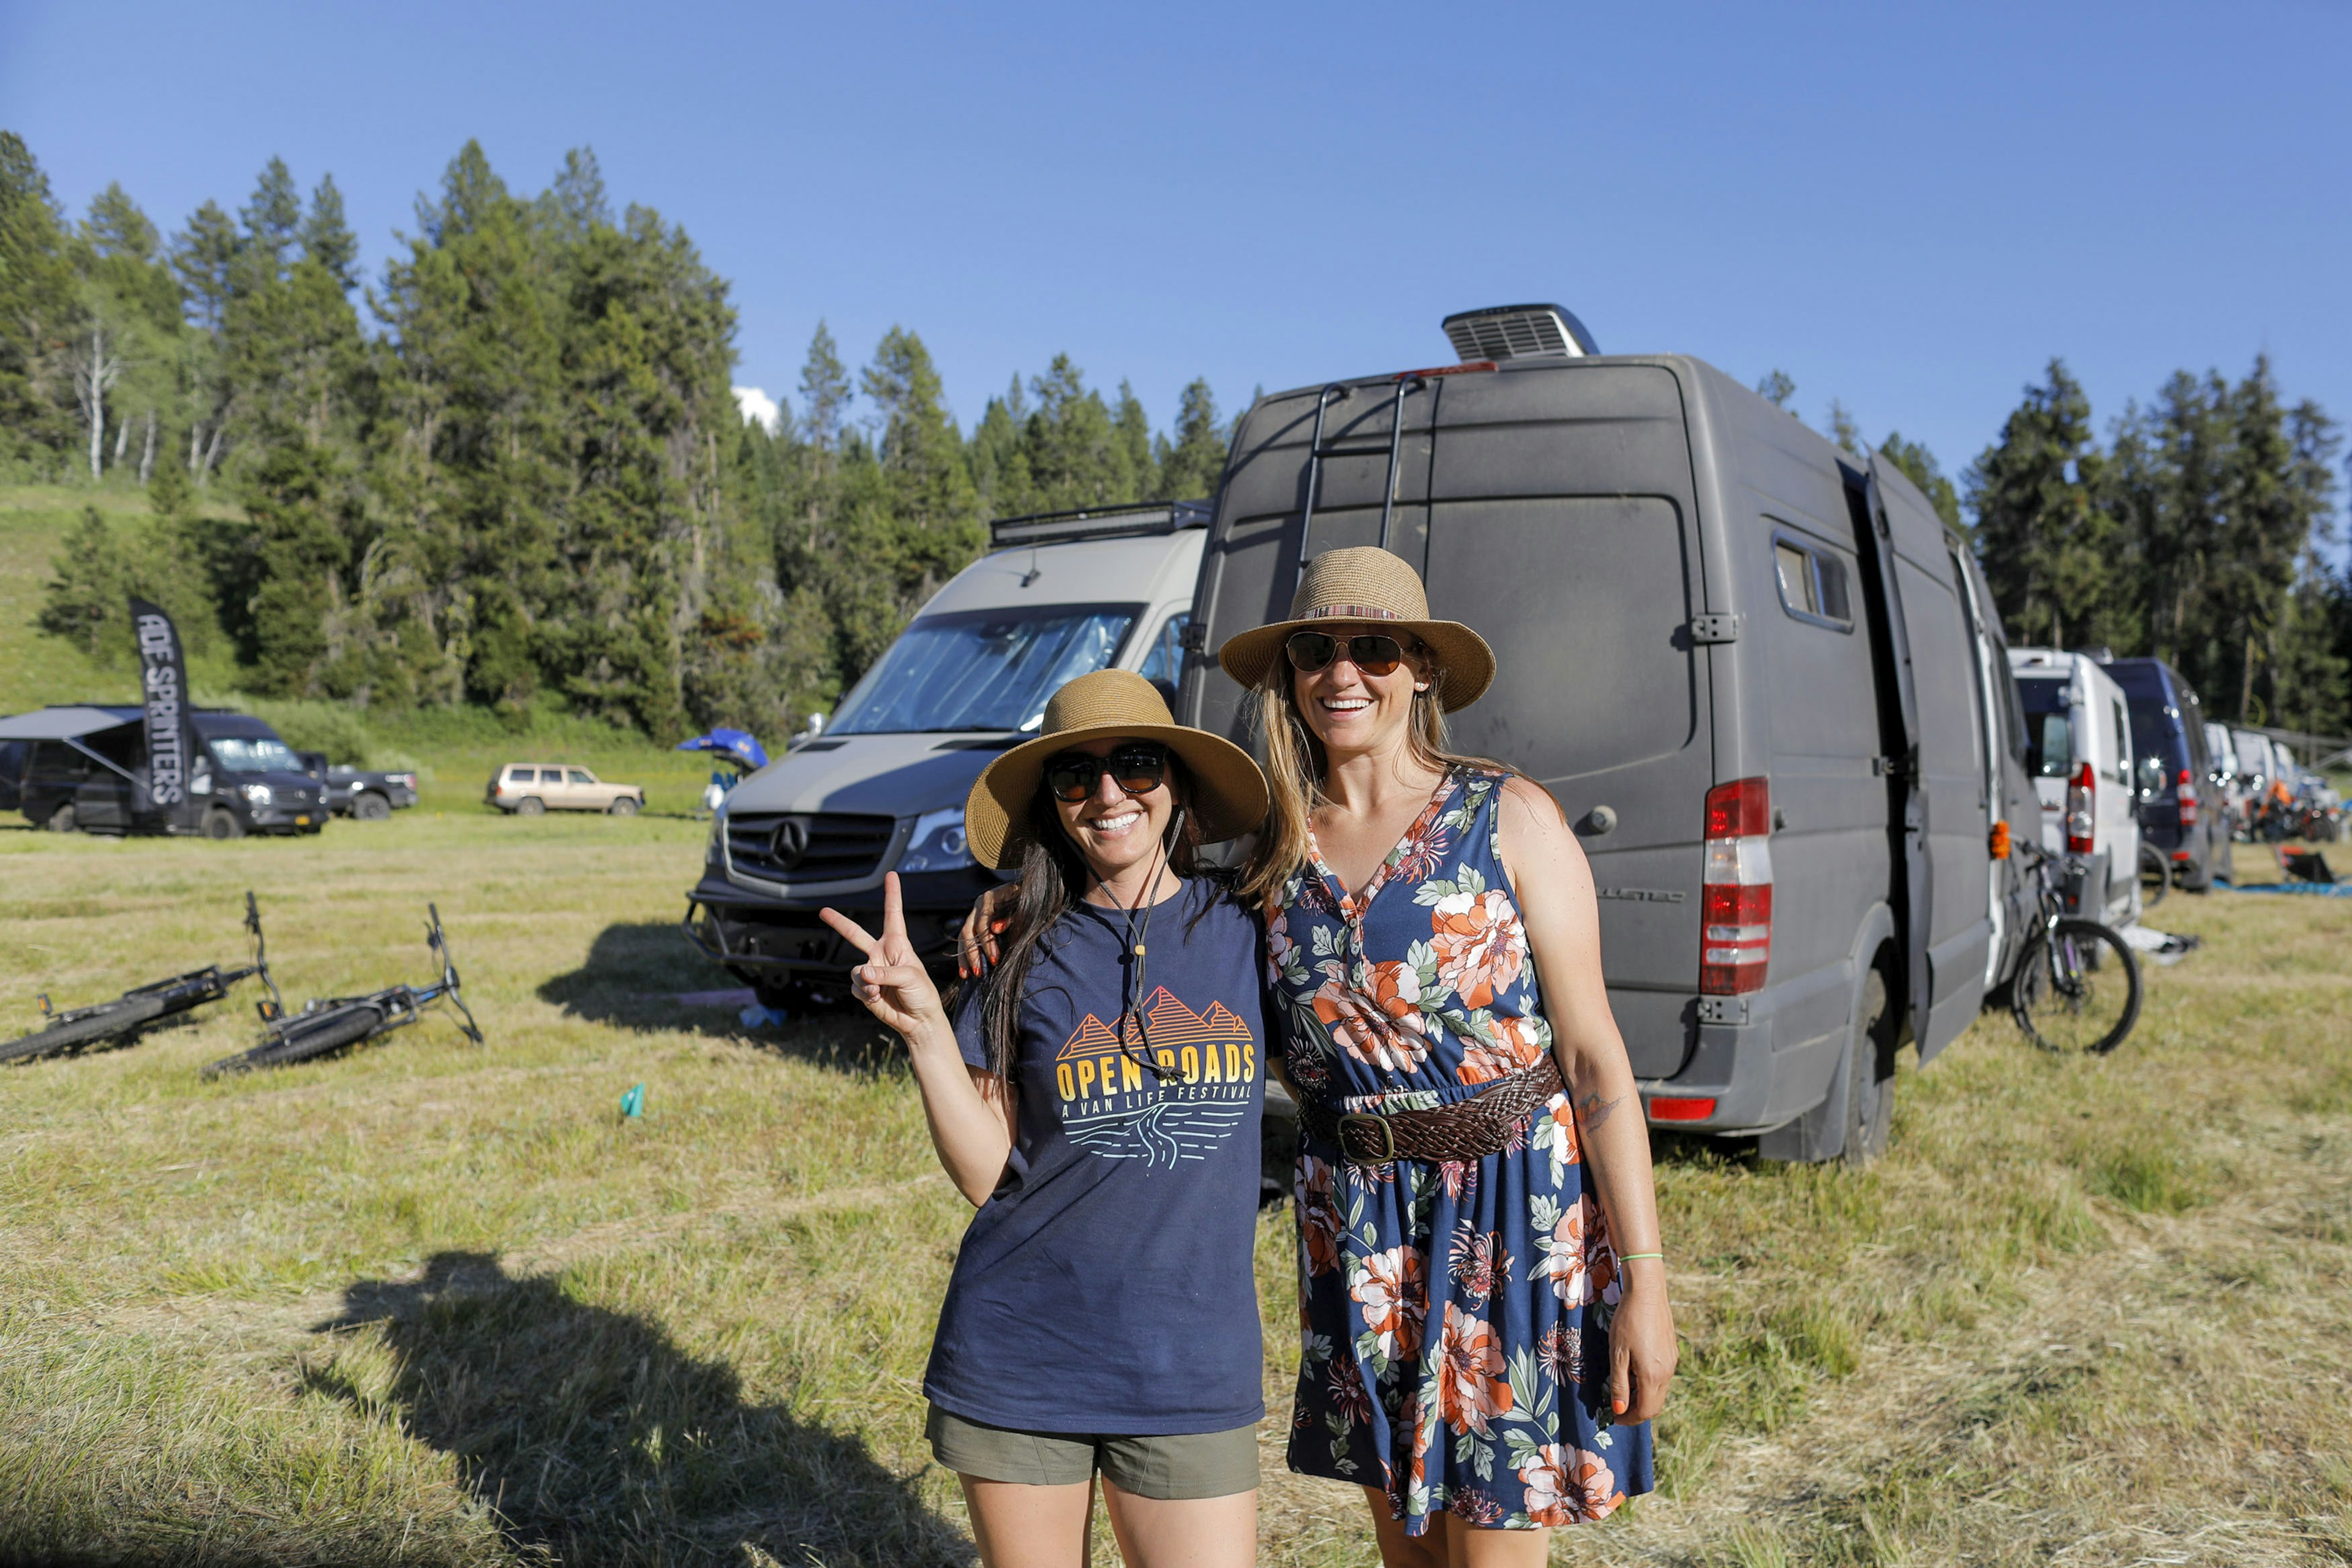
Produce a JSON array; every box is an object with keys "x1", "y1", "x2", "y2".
[{"x1": 1441, "y1": 303, "x2": 1599, "y2": 363}]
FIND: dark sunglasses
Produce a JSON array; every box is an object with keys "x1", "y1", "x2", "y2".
[
  {"x1": 1044, "y1": 743, "x2": 1170, "y2": 804},
  {"x1": 1286, "y1": 630, "x2": 1406, "y2": 677}
]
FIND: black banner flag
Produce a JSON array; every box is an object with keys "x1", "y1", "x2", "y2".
[{"x1": 130, "y1": 596, "x2": 200, "y2": 829}]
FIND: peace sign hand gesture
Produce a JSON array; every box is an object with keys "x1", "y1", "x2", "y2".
[{"x1": 820, "y1": 873, "x2": 949, "y2": 1044}]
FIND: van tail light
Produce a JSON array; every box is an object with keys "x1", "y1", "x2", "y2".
[
  {"x1": 1649, "y1": 1096, "x2": 1717, "y2": 1121},
  {"x1": 1989, "y1": 820, "x2": 2012, "y2": 859},
  {"x1": 2066, "y1": 763, "x2": 2095, "y2": 854},
  {"x1": 2176, "y1": 768, "x2": 2198, "y2": 827},
  {"x1": 1700, "y1": 777, "x2": 1771, "y2": 995}
]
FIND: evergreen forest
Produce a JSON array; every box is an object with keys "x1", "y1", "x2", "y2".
[{"x1": 4, "y1": 129, "x2": 2346, "y2": 744}]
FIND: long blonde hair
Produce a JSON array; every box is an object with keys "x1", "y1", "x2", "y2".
[{"x1": 1235, "y1": 640, "x2": 1509, "y2": 905}]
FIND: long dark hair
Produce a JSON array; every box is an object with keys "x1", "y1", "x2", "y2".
[{"x1": 965, "y1": 754, "x2": 1214, "y2": 1082}]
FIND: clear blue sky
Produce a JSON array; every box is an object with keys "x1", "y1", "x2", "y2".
[{"x1": 6, "y1": 0, "x2": 2347, "y2": 529}]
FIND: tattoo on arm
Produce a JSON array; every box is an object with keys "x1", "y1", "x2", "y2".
[{"x1": 1575, "y1": 1091, "x2": 1625, "y2": 1133}]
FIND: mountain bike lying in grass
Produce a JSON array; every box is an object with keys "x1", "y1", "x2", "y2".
[
  {"x1": 2010, "y1": 839, "x2": 2143, "y2": 1054},
  {"x1": 4, "y1": 892, "x2": 284, "y2": 1066},
  {"x1": 202, "y1": 903, "x2": 481, "y2": 1079}
]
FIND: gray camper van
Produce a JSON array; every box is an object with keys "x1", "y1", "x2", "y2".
[{"x1": 1179, "y1": 305, "x2": 2038, "y2": 1163}]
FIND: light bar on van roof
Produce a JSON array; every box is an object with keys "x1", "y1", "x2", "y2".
[
  {"x1": 989, "y1": 500, "x2": 1212, "y2": 549},
  {"x1": 1441, "y1": 303, "x2": 1599, "y2": 363}
]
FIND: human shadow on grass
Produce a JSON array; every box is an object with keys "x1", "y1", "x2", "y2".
[
  {"x1": 309, "y1": 1251, "x2": 972, "y2": 1568},
  {"x1": 539, "y1": 921, "x2": 891, "y2": 1070}
]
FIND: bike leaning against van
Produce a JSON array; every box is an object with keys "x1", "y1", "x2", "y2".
[{"x1": 2008, "y1": 838, "x2": 2143, "y2": 1054}]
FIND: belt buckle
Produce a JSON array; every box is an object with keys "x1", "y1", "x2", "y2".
[{"x1": 1337, "y1": 1111, "x2": 1396, "y2": 1161}]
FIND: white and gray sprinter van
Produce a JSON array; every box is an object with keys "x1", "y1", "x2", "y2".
[
  {"x1": 1178, "y1": 305, "x2": 2043, "y2": 1163},
  {"x1": 686, "y1": 503, "x2": 1207, "y2": 1000}
]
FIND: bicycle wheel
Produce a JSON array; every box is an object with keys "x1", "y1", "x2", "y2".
[
  {"x1": 208, "y1": 1005, "x2": 387, "y2": 1077},
  {"x1": 2137, "y1": 842, "x2": 2171, "y2": 908},
  {"x1": 1, "y1": 993, "x2": 168, "y2": 1065},
  {"x1": 2012, "y1": 919, "x2": 2143, "y2": 1054}
]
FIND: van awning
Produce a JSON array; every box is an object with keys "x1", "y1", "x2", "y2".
[{"x1": 0, "y1": 706, "x2": 140, "y2": 741}]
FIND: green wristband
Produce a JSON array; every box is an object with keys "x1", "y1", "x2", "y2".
[{"x1": 1618, "y1": 1252, "x2": 1664, "y2": 1264}]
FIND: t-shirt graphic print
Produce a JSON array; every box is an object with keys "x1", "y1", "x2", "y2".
[
  {"x1": 926, "y1": 876, "x2": 1271, "y2": 1435},
  {"x1": 1057, "y1": 986, "x2": 1257, "y2": 1167}
]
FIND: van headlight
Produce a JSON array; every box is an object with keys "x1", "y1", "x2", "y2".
[
  {"x1": 898, "y1": 807, "x2": 973, "y2": 873},
  {"x1": 242, "y1": 783, "x2": 273, "y2": 805}
]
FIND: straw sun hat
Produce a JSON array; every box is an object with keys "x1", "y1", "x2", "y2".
[
  {"x1": 965, "y1": 669, "x2": 1270, "y2": 870},
  {"x1": 1215, "y1": 546, "x2": 1496, "y2": 710}
]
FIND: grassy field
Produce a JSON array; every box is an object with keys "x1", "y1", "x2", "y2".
[{"x1": 2, "y1": 811, "x2": 2347, "y2": 1567}]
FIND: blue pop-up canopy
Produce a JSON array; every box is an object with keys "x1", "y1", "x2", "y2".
[{"x1": 675, "y1": 728, "x2": 768, "y2": 771}]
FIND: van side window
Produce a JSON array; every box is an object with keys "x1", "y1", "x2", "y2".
[
  {"x1": 1137, "y1": 612, "x2": 1189, "y2": 688},
  {"x1": 1770, "y1": 532, "x2": 1853, "y2": 631}
]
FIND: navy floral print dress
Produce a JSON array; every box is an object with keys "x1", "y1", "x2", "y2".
[{"x1": 1272, "y1": 767, "x2": 1654, "y2": 1534}]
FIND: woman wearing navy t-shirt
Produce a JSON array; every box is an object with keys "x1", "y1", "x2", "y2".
[{"x1": 822, "y1": 669, "x2": 1273, "y2": 1568}]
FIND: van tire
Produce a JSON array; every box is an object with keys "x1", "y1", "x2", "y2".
[
  {"x1": 607, "y1": 797, "x2": 638, "y2": 816},
  {"x1": 203, "y1": 808, "x2": 244, "y2": 841},
  {"x1": 516, "y1": 796, "x2": 546, "y2": 818},
  {"x1": 1841, "y1": 967, "x2": 1898, "y2": 1167},
  {"x1": 353, "y1": 791, "x2": 391, "y2": 821}
]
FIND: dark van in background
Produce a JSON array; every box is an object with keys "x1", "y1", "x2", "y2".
[
  {"x1": 1180, "y1": 304, "x2": 2040, "y2": 1164},
  {"x1": 2102, "y1": 655, "x2": 2230, "y2": 890},
  {"x1": 0, "y1": 704, "x2": 324, "y2": 837}
]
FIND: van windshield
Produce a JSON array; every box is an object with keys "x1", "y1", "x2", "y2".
[
  {"x1": 208, "y1": 736, "x2": 303, "y2": 774},
  {"x1": 2015, "y1": 676, "x2": 2073, "y2": 778},
  {"x1": 828, "y1": 604, "x2": 1141, "y2": 734}
]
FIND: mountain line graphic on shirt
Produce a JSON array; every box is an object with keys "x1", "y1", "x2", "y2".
[{"x1": 1054, "y1": 986, "x2": 1256, "y2": 1167}]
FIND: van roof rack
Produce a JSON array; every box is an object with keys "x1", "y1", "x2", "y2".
[
  {"x1": 989, "y1": 500, "x2": 1210, "y2": 548},
  {"x1": 1441, "y1": 303, "x2": 1599, "y2": 362}
]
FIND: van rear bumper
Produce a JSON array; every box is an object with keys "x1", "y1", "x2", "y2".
[
  {"x1": 1634, "y1": 982, "x2": 1848, "y2": 1136},
  {"x1": 684, "y1": 866, "x2": 1001, "y2": 984}
]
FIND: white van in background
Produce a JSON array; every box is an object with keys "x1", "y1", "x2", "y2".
[
  {"x1": 2010, "y1": 648, "x2": 2141, "y2": 925},
  {"x1": 685, "y1": 503, "x2": 1209, "y2": 1004}
]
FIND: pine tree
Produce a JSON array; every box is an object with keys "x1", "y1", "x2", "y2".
[
  {"x1": 1966, "y1": 360, "x2": 2130, "y2": 648},
  {"x1": 300, "y1": 174, "x2": 360, "y2": 292},
  {"x1": 36, "y1": 507, "x2": 127, "y2": 656},
  {"x1": 1155, "y1": 378, "x2": 1227, "y2": 501},
  {"x1": 0, "y1": 131, "x2": 78, "y2": 464}
]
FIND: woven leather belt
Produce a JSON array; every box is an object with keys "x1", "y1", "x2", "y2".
[{"x1": 1300, "y1": 1056, "x2": 1564, "y2": 1164}]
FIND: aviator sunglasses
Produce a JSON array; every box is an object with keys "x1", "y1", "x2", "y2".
[
  {"x1": 1045, "y1": 743, "x2": 1171, "y2": 804},
  {"x1": 1286, "y1": 630, "x2": 1407, "y2": 677}
]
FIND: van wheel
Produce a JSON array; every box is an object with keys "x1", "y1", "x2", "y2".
[
  {"x1": 44, "y1": 803, "x2": 77, "y2": 833},
  {"x1": 607, "y1": 797, "x2": 638, "y2": 817},
  {"x1": 516, "y1": 796, "x2": 545, "y2": 817},
  {"x1": 1841, "y1": 968, "x2": 1897, "y2": 1167},
  {"x1": 353, "y1": 791, "x2": 391, "y2": 821},
  {"x1": 203, "y1": 808, "x2": 244, "y2": 841}
]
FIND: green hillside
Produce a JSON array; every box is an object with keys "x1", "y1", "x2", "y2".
[{"x1": 1, "y1": 484, "x2": 717, "y2": 815}]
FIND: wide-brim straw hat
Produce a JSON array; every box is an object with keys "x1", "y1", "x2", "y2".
[
  {"x1": 1216, "y1": 546, "x2": 1495, "y2": 710},
  {"x1": 965, "y1": 669, "x2": 1271, "y2": 870}
]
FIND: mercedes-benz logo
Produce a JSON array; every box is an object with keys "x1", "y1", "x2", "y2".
[{"x1": 767, "y1": 817, "x2": 811, "y2": 870}]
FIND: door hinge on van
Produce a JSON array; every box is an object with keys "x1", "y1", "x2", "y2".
[
  {"x1": 1689, "y1": 613, "x2": 1741, "y2": 644},
  {"x1": 1872, "y1": 750, "x2": 1917, "y2": 779},
  {"x1": 1179, "y1": 621, "x2": 1208, "y2": 652}
]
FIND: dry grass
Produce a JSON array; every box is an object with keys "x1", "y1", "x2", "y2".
[{"x1": 2, "y1": 812, "x2": 2348, "y2": 1566}]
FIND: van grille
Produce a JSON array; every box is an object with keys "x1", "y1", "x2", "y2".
[{"x1": 726, "y1": 812, "x2": 895, "y2": 883}]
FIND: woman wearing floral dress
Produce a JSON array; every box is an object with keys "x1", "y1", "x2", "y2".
[{"x1": 1218, "y1": 548, "x2": 1676, "y2": 1565}]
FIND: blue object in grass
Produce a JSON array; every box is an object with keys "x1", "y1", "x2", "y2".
[{"x1": 620, "y1": 1082, "x2": 645, "y2": 1118}]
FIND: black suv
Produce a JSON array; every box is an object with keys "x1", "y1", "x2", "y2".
[{"x1": 2103, "y1": 657, "x2": 2231, "y2": 890}]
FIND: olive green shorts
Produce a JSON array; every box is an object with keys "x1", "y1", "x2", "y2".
[{"x1": 925, "y1": 1405, "x2": 1260, "y2": 1500}]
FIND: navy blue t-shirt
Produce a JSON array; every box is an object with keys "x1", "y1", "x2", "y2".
[{"x1": 924, "y1": 875, "x2": 1268, "y2": 1436}]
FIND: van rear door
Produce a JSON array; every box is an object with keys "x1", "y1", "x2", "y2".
[
  {"x1": 1187, "y1": 361, "x2": 1713, "y2": 1078},
  {"x1": 1861, "y1": 456, "x2": 1991, "y2": 1060}
]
